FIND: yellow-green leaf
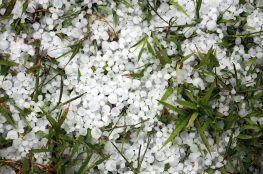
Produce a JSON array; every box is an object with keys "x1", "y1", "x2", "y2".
[{"x1": 187, "y1": 112, "x2": 198, "y2": 127}]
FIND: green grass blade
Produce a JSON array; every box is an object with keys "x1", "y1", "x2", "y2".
[
  {"x1": 76, "y1": 153, "x2": 93, "y2": 174},
  {"x1": 85, "y1": 155, "x2": 110, "y2": 172},
  {"x1": 58, "y1": 75, "x2": 64, "y2": 105},
  {"x1": 22, "y1": 158, "x2": 30, "y2": 173},
  {"x1": 146, "y1": 41, "x2": 155, "y2": 56},
  {"x1": 157, "y1": 100, "x2": 186, "y2": 115},
  {"x1": 2, "y1": 0, "x2": 17, "y2": 18},
  {"x1": 170, "y1": 0, "x2": 189, "y2": 17},
  {"x1": 22, "y1": 0, "x2": 29, "y2": 14},
  {"x1": 30, "y1": 148, "x2": 52, "y2": 153},
  {"x1": 56, "y1": 50, "x2": 72, "y2": 59},
  {"x1": 97, "y1": 5, "x2": 111, "y2": 13},
  {"x1": 111, "y1": 142, "x2": 134, "y2": 171},
  {"x1": 137, "y1": 138, "x2": 151, "y2": 173},
  {"x1": 160, "y1": 87, "x2": 174, "y2": 102},
  {"x1": 201, "y1": 83, "x2": 215, "y2": 105},
  {"x1": 184, "y1": 89, "x2": 196, "y2": 102},
  {"x1": 0, "y1": 103, "x2": 16, "y2": 128},
  {"x1": 175, "y1": 100, "x2": 197, "y2": 110},
  {"x1": 138, "y1": 43, "x2": 146, "y2": 61},
  {"x1": 151, "y1": 32, "x2": 162, "y2": 49},
  {"x1": 179, "y1": 53, "x2": 194, "y2": 64},
  {"x1": 68, "y1": 141, "x2": 81, "y2": 159},
  {"x1": 238, "y1": 133, "x2": 262, "y2": 139},
  {"x1": 131, "y1": 35, "x2": 148, "y2": 49},
  {"x1": 40, "y1": 107, "x2": 58, "y2": 128},
  {"x1": 136, "y1": 145, "x2": 141, "y2": 174},
  {"x1": 54, "y1": 92, "x2": 87, "y2": 110},
  {"x1": 187, "y1": 112, "x2": 198, "y2": 127},
  {"x1": 195, "y1": 0, "x2": 202, "y2": 20},
  {"x1": 159, "y1": 49, "x2": 171, "y2": 64},
  {"x1": 240, "y1": 125, "x2": 261, "y2": 132},
  {"x1": 77, "y1": 68, "x2": 82, "y2": 81},
  {"x1": 196, "y1": 119, "x2": 211, "y2": 155},
  {"x1": 0, "y1": 59, "x2": 19, "y2": 66},
  {"x1": 58, "y1": 107, "x2": 69, "y2": 127},
  {"x1": 112, "y1": 10, "x2": 119, "y2": 26},
  {"x1": 162, "y1": 115, "x2": 190, "y2": 148},
  {"x1": 67, "y1": 43, "x2": 83, "y2": 65},
  {"x1": 120, "y1": 0, "x2": 132, "y2": 8},
  {"x1": 0, "y1": 136, "x2": 12, "y2": 148}
]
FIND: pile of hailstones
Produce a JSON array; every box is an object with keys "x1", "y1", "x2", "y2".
[{"x1": 0, "y1": 0, "x2": 263, "y2": 173}]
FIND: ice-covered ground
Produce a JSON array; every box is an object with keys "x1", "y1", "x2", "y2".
[{"x1": 0, "y1": 0, "x2": 263, "y2": 173}]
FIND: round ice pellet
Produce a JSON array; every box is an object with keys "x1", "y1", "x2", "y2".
[{"x1": 2, "y1": 80, "x2": 13, "y2": 91}]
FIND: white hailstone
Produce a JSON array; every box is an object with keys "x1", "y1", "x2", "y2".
[
  {"x1": 18, "y1": 146, "x2": 24, "y2": 152},
  {"x1": 115, "y1": 88, "x2": 124, "y2": 96},
  {"x1": 52, "y1": 13, "x2": 58, "y2": 20},
  {"x1": 167, "y1": 49, "x2": 173, "y2": 56},
  {"x1": 17, "y1": 72, "x2": 25, "y2": 82},
  {"x1": 111, "y1": 107, "x2": 120, "y2": 117},
  {"x1": 132, "y1": 16, "x2": 140, "y2": 24},
  {"x1": 184, "y1": 27, "x2": 195, "y2": 38},
  {"x1": 125, "y1": 149, "x2": 134, "y2": 159},
  {"x1": 108, "y1": 93, "x2": 118, "y2": 104},
  {"x1": 91, "y1": 128, "x2": 102, "y2": 140},
  {"x1": 89, "y1": 101, "x2": 100, "y2": 112},
  {"x1": 206, "y1": 20, "x2": 217, "y2": 31},
  {"x1": 79, "y1": 128, "x2": 87, "y2": 136},
  {"x1": 134, "y1": 100, "x2": 140, "y2": 108},
  {"x1": 164, "y1": 74, "x2": 171, "y2": 80},
  {"x1": 231, "y1": 88, "x2": 236, "y2": 95},
  {"x1": 2, "y1": 80, "x2": 12, "y2": 91},
  {"x1": 145, "y1": 81, "x2": 152, "y2": 88},
  {"x1": 0, "y1": 40, "x2": 9, "y2": 50},
  {"x1": 22, "y1": 141, "x2": 28, "y2": 146},
  {"x1": 109, "y1": 41, "x2": 119, "y2": 51},
  {"x1": 132, "y1": 79, "x2": 141, "y2": 88},
  {"x1": 105, "y1": 160, "x2": 117, "y2": 171},
  {"x1": 32, "y1": 22, "x2": 40, "y2": 31},
  {"x1": 101, "y1": 31, "x2": 109, "y2": 40},
  {"x1": 102, "y1": 105, "x2": 111, "y2": 114},
  {"x1": 6, "y1": 130, "x2": 18, "y2": 139},
  {"x1": 235, "y1": 38, "x2": 241, "y2": 45}
]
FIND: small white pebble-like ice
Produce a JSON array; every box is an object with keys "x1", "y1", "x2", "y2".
[
  {"x1": 111, "y1": 107, "x2": 120, "y2": 117},
  {"x1": 0, "y1": 0, "x2": 262, "y2": 173},
  {"x1": 109, "y1": 41, "x2": 119, "y2": 51},
  {"x1": 206, "y1": 20, "x2": 217, "y2": 31},
  {"x1": 107, "y1": 93, "x2": 118, "y2": 104},
  {"x1": 2, "y1": 80, "x2": 13, "y2": 91},
  {"x1": 17, "y1": 73, "x2": 26, "y2": 82},
  {"x1": 91, "y1": 128, "x2": 102, "y2": 140},
  {"x1": 0, "y1": 40, "x2": 9, "y2": 50},
  {"x1": 6, "y1": 130, "x2": 18, "y2": 140}
]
